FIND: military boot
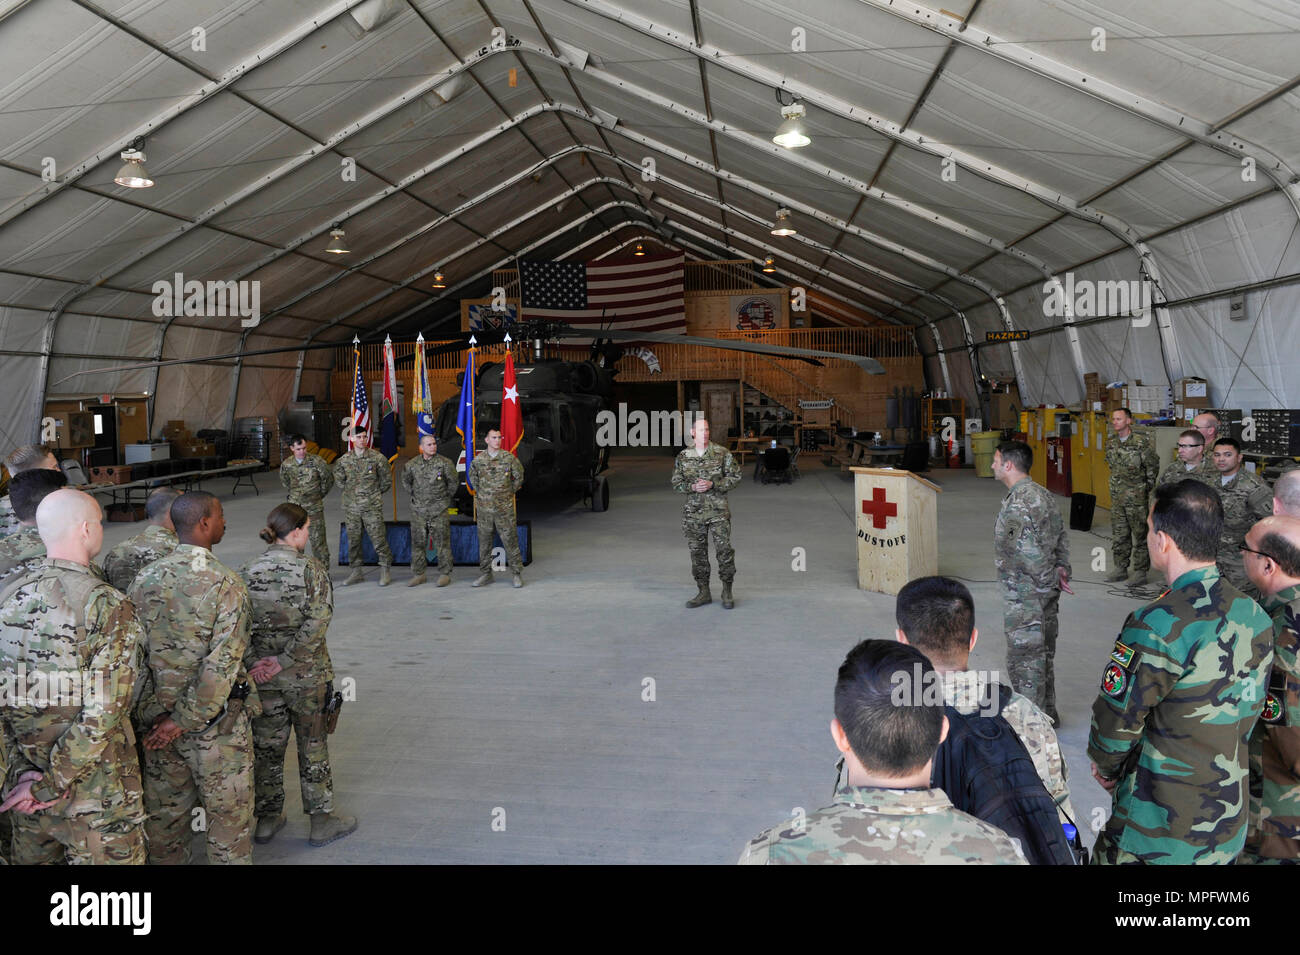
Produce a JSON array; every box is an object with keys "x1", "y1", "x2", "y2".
[
  {"x1": 379, "y1": 566, "x2": 391, "y2": 587},
  {"x1": 436, "y1": 574, "x2": 452, "y2": 587},
  {"x1": 472, "y1": 572, "x2": 493, "y2": 587},
  {"x1": 685, "y1": 584, "x2": 711, "y2": 608},
  {"x1": 253, "y1": 814, "x2": 286, "y2": 845},
  {"x1": 720, "y1": 581, "x2": 734, "y2": 609},
  {"x1": 309, "y1": 812, "x2": 358, "y2": 847},
  {"x1": 1125, "y1": 568, "x2": 1149, "y2": 585},
  {"x1": 344, "y1": 567, "x2": 365, "y2": 586},
  {"x1": 1104, "y1": 567, "x2": 1128, "y2": 583},
  {"x1": 512, "y1": 574, "x2": 523, "y2": 588},
  {"x1": 407, "y1": 572, "x2": 427, "y2": 588}
]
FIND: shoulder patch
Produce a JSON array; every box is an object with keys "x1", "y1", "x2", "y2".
[
  {"x1": 1262, "y1": 668, "x2": 1289, "y2": 726},
  {"x1": 1101, "y1": 663, "x2": 1129, "y2": 701},
  {"x1": 1110, "y1": 639, "x2": 1138, "y2": 670}
]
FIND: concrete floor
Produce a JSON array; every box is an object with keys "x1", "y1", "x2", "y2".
[{"x1": 96, "y1": 453, "x2": 1147, "y2": 864}]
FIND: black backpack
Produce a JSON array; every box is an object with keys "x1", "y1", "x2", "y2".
[{"x1": 931, "y1": 683, "x2": 1078, "y2": 865}]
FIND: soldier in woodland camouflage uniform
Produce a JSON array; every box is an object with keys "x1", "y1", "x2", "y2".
[
  {"x1": 102, "y1": 487, "x2": 180, "y2": 592},
  {"x1": 333, "y1": 430, "x2": 393, "y2": 587},
  {"x1": 402, "y1": 434, "x2": 457, "y2": 587},
  {"x1": 992, "y1": 442, "x2": 1070, "y2": 722},
  {"x1": 467, "y1": 428, "x2": 525, "y2": 588},
  {"x1": 671, "y1": 418, "x2": 741, "y2": 609},
  {"x1": 280, "y1": 434, "x2": 335, "y2": 568},
  {"x1": 1210, "y1": 437, "x2": 1273, "y2": 597},
  {"x1": 242, "y1": 503, "x2": 356, "y2": 847},
  {"x1": 739, "y1": 640, "x2": 1025, "y2": 865},
  {"x1": 1157, "y1": 429, "x2": 1216, "y2": 489},
  {"x1": 0, "y1": 489, "x2": 146, "y2": 864},
  {"x1": 130, "y1": 491, "x2": 259, "y2": 865},
  {"x1": 0, "y1": 445, "x2": 59, "y2": 540},
  {"x1": 1088, "y1": 480, "x2": 1273, "y2": 864},
  {"x1": 1241, "y1": 516, "x2": 1300, "y2": 863},
  {"x1": 0, "y1": 469, "x2": 69, "y2": 583},
  {"x1": 1104, "y1": 408, "x2": 1160, "y2": 584}
]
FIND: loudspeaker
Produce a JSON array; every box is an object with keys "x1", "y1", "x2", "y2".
[{"x1": 1070, "y1": 492, "x2": 1096, "y2": 532}]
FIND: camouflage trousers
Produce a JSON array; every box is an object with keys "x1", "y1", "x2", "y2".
[
  {"x1": 142, "y1": 708, "x2": 254, "y2": 865},
  {"x1": 344, "y1": 505, "x2": 392, "y2": 568},
  {"x1": 253, "y1": 685, "x2": 333, "y2": 817},
  {"x1": 411, "y1": 506, "x2": 452, "y2": 577},
  {"x1": 1090, "y1": 829, "x2": 1147, "y2": 865},
  {"x1": 305, "y1": 506, "x2": 330, "y2": 568},
  {"x1": 1110, "y1": 496, "x2": 1150, "y2": 575},
  {"x1": 685, "y1": 517, "x2": 735, "y2": 585},
  {"x1": 10, "y1": 812, "x2": 146, "y2": 865},
  {"x1": 477, "y1": 503, "x2": 523, "y2": 575},
  {"x1": 1003, "y1": 580, "x2": 1060, "y2": 719}
]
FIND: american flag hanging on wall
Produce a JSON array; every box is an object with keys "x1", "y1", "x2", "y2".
[{"x1": 518, "y1": 252, "x2": 685, "y2": 340}]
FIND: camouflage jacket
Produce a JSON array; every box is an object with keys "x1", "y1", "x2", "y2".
[
  {"x1": 240, "y1": 544, "x2": 334, "y2": 693},
  {"x1": 1087, "y1": 564, "x2": 1273, "y2": 863},
  {"x1": 333, "y1": 448, "x2": 391, "y2": 512},
  {"x1": 0, "y1": 526, "x2": 45, "y2": 582},
  {"x1": 0, "y1": 558, "x2": 146, "y2": 818},
  {"x1": 671, "y1": 443, "x2": 742, "y2": 523},
  {"x1": 1157, "y1": 457, "x2": 1216, "y2": 489},
  {"x1": 1248, "y1": 584, "x2": 1300, "y2": 848},
  {"x1": 940, "y1": 669, "x2": 1074, "y2": 823},
  {"x1": 1216, "y1": 468, "x2": 1273, "y2": 547},
  {"x1": 739, "y1": 785, "x2": 1027, "y2": 865},
  {"x1": 467, "y1": 449, "x2": 524, "y2": 510},
  {"x1": 0, "y1": 495, "x2": 17, "y2": 538},
  {"x1": 994, "y1": 476, "x2": 1070, "y2": 590},
  {"x1": 102, "y1": 523, "x2": 178, "y2": 593},
  {"x1": 1105, "y1": 429, "x2": 1160, "y2": 503},
  {"x1": 280, "y1": 453, "x2": 335, "y2": 509},
  {"x1": 402, "y1": 453, "x2": 457, "y2": 512},
  {"x1": 129, "y1": 544, "x2": 260, "y2": 733}
]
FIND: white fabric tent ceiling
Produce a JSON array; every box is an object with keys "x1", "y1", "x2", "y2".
[{"x1": 1, "y1": 0, "x2": 1297, "y2": 448}]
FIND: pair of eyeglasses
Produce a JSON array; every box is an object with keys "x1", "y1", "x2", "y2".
[
  {"x1": 1176, "y1": 444, "x2": 1202, "y2": 449},
  {"x1": 1238, "y1": 542, "x2": 1276, "y2": 562}
]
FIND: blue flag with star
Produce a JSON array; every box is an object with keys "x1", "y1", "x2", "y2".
[{"x1": 456, "y1": 347, "x2": 476, "y2": 493}]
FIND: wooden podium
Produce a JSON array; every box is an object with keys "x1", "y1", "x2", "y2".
[{"x1": 851, "y1": 467, "x2": 942, "y2": 595}]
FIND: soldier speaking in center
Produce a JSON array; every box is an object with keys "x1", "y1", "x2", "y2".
[
  {"x1": 333, "y1": 429, "x2": 393, "y2": 587},
  {"x1": 671, "y1": 417, "x2": 741, "y2": 609},
  {"x1": 402, "y1": 433, "x2": 457, "y2": 587},
  {"x1": 467, "y1": 428, "x2": 526, "y2": 588}
]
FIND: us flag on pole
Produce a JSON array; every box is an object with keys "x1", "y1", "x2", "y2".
[
  {"x1": 519, "y1": 252, "x2": 685, "y2": 340},
  {"x1": 350, "y1": 343, "x2": 370, "y2": 435}
]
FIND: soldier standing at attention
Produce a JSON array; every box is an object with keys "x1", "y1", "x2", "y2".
[
  {"x1": 1087, "y1": 480, "x2": 1273, "y2": 864},
  {"x1": 0, "y1": 445, "x2": 59, "y2": 539},
  {"x1": 1104, "y1": 408, "x2": 1160, "y2": 584},
  {"x1": 130, "y1": 491, "x2": 259, "y2": 865},
  {"x1": 0, "y1": 469, "x2": 69, "y2": 582},
  {"x1": 1240, "y1": 515, "x2": 1300, "y2": 863},
  {"x1": 1157, "y1": 430, "x2": 1215, "y2": 488},
  {"x1": 739, "y1": 640, "x2": 1026, "y2": 865},
  {"x1": 0, "y1": 489, "x2": 147, "y2": 864},
  {"x1": 992, "y1": 441, "x2": 1071, "y2": 722},
  {"x1": 242, "y1": 503, "x2": 357, "y2": 848},
  {"x1": 467, "y1": 428, "x2": 525, "y2": 589},
  {"x1": 102, "y1": 487, "x2": 181, "y2": 592},
  {"x1": 671, "y1": 417, "x2": 741, "y2": 609},
  {"x1": 402, "y1": 433, "x2": 457, "y2": 587},
  {"x1": 1211, "y1": 437, "x2": 1273, "y2": 598},
  {"x1": 280, "y1": 433, "x2": 334, "y2": 568},
  {"x1": 333, "y1": 429, "x2": 392, "y2": 587}
]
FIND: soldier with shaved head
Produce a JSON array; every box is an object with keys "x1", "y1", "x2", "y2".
[{"x1": 1275, "y1": 469, "x2": 1300, "y2": 519}]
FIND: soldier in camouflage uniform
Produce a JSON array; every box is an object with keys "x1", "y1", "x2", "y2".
[
  {"x1": 242, "y1": 503, "x2": 356, "y2": 847},
  {"x1": 402, "y1": 434, "x2": 457, "y2": 587},
  {"x1": 333, "y1": 430, "x2": 393, "y2": 587},
  {"x1": 1157, "y1": 429, "x2": 1216, "y2": 488},
  {"x1": 1241, "y1": 516, "x2": 1300, "y2": 863},
  {"x1": 1210, "y1": 437, "x2": 1273, "y2": 597},
  {"x1": 1087, "y1": 480, "x2": 1273, "y2": 864},
  {"x1": 0, "y1": 445, "x2": 59, "y2": 540},
  {"x1": 467, "y1": 428, "x2": 525, "y2": 588},
  {"x1": 1104, "y1": 408, "x2": 1160, "y2": 585},
  {"x1": 101, "y1": 487, "x2": 180, "y2": 592},
  {"x1": 992, "y1": 442, "x2": 1070, "y2": 722},
  {"x1": 0, "y1": 489, "x2": 146, "y2": 864},
  {"x1": 739, "y1": 640, "x2": 1025, "y2": 865},
  {"x1": 1275, "y1": 469, "x2": 1300, "y2": 518},
  {"x1": 0, "y1": 469, "x2": 69, "y2": 582},
  {"x1": 895, "y1": 575, "x2": 1074, "y2": 822},
  {"x1": 130, "y1": 491, "x2": 259, "y2": 865},
  {"x1": 671, "y1": 417, "x2": 741, "y2": 609},
  {"x1": 280, "y1": 434, "x2": 335, "y2": 568}
]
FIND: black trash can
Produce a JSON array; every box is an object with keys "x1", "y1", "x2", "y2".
[{"x1": 1070, "y1": 492, "x2": 1096, "y2": 532}]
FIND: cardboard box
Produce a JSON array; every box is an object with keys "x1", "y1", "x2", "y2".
[
  {"x1": 989, "y1": 394, "x2": 1021, "y2": 430},
  {"x1": 90, "y1": 465, "x2": 132, "y2": 485},
  {"x1": 1178, "y1": 377, "x2": 1209, "y2": 402}
]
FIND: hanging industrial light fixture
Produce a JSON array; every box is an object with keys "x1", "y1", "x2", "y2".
[
  {"x1": 431, "y1": 270, "x2": 446, "y2": 288},
  {"x1": 761, "y1": 255, "x2": 777, "y2": 273},
  {"x1": 113, "y1": 138, "x2": 154, "y2": 188},
  {"x1": 323, "y1": 227, "x2": 349, "y2": 254},
  {"x1": 772, "y1": 99, "x2": 810, "y2": 149},
  {"x1": 770, "y1": 208, "x2": 796, "y2": 237},
  {"x1": 633, "y1": 243, "x2": 646, "y2": 256}
]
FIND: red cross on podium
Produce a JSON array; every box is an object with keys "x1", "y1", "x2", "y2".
[{"x1": 861, "y1": 487, "x2": 898, "y2": 529}]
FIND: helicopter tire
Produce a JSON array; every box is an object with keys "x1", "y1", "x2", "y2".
[{"x1": 590, "y1": 475, "x2": 610, "y2": 512}]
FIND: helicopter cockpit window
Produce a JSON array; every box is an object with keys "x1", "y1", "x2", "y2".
[
  {"x1": 522, "y1": 402, "x2": 551, "y2": 442},
  {"x1": 475, "y1": 404, "x2": 501, "y2": 437},
  {"x1": 558, "y1": 406, "x2": 576, "y2": 444}
]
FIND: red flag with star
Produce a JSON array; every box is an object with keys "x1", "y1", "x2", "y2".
[{"x1": 501, "y1": 349, "x2": 523, "y2": 454}]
